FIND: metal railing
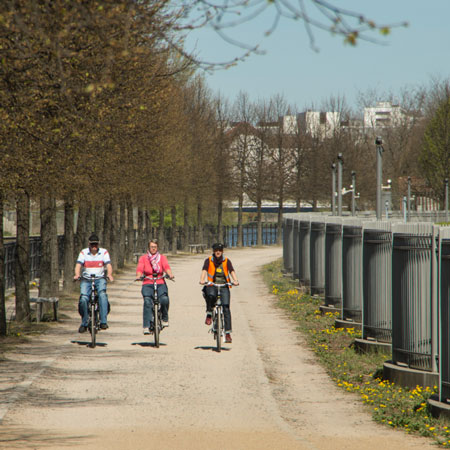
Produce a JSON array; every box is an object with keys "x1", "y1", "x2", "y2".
[
  {"x1": 325, "y1": 219, "x2": 342, "y2": 308},
  {"x1": 363, "y1": 222, "x2": 392, "y2": 343},
  {"x1": 391, "y1": 224, "x2": 436, "y2": 371},
  {"x1": 310, "y1": 220, "x2": 325, "y2": 296},
  {"x1": 299, "y1": 218, "x2": 311, "y2": 287},
  {"x1": 342, "y1": 220, "x2": 363, "y2": 322},
  {"x1": 283, "y1": 213, "x2": 449, "y2": 394}
]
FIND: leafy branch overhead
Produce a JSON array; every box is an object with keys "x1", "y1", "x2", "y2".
[{"x1": 174, "y1": 0, "x2": 408, "y2": 66}]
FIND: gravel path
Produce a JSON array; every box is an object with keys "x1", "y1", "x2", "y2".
[{"x1": 0, "y1": 247, "x2": 434, "y2": 449}]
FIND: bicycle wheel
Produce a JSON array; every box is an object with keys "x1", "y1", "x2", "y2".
[
  {"x1": 153, "y1": 303, "x2": 160, "y2": 348},
  {"x1": 90, "y1": 303, "x2": 96, "y2": 348},
  {"x1": 216, "y1": 307, "x2": 222, "y2": 352}
]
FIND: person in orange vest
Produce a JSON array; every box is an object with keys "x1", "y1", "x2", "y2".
[{"x1": 199, "y1": 243, "x2": 239, "y2": 343}]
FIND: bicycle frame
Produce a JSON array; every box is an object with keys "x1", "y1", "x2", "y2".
[
  {"x1": 141, "y1": 274, "x2": 168, "y2": 348},
  {"x1": 205, "y1": 282, "x2": 232, "y2": 352},
  {"x1": 84, "y1": 274, "x2": 102, "y2": 348}
]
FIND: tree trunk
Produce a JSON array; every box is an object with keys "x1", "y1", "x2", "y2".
[
  {"x1": 39, "y1": 195, "x2": 52, "y2": 297},
  {"x1": 0, "y1": 193, "x2": 6, "y2": 335},
  {"x1": 197, "y1": 201, "x2": 203, "y2": 245},
  {"x1": 94, "y1": 205, "x2": 103, "y2": 241},
  {"x1": 50, "y1": 196, "x2": 59, "y2": 295},
  {"x1": 183, "y1": 198, "x2": 189, "y2": 251},
  {"x1": 103, "y1": 199, "x2": 112, "y2": 251},
  {"x1": 217, "y1": 199, "x2": 223, "y2": 244},
  {"x1": 38, "y1": 195, "x2": 59, "y2": 296},
  {"x1": 75, "y1": 202, "x2": 87, "y2": 253},
  {"x1": 144, "y1": 208, "x2": 151, "y2": 239},
  {"x1": 110, "y1": 199, "x2": 119, "y2": 270},
  {"x1": 256, "y1": 196, "x2": 262, "y2": 246},
  {"x1": 63, "y1": 196, "x2": 75, "y2": 293},
  {"x1": 171, "y1": 205, "x2": 177, "y2": 255},
  {"x1": 158, "y1": 206, "x2": 165, "y2": 252},
  {"x1": 118, "y1": 200, "x2": 126, "y2": 269},
  {"x1": 85, "y1": 203, "x2": 93, "y2": 238},
  {"x1": 277, "y1": 194, "x2": 283, "y2": 245},
  {"x1": 126, "y1": 198, "x2": 134, "y2": 261},
  {"x1": 137, "y1": 206, "x2": 144, "y2": 253},
  {"x1": 15, "y1": 191, "x2": 30, "y2": 322},
  {"x1": 237, "y1": 193, "x2": 243, "y2": 247}
]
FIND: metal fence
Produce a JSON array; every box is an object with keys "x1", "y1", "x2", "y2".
[
  {"x1": 325, "y1": 219, "x2": 342, "y2": 308},
  {"x1": 342, "y1": 221, "x2": 363, "y2": 322},
  {"x1": 363, "y1": 222, "x2": 393, "y2": 343},
  {"x1": 283, "y1": 213, "x2": 450, "y2": 399}
]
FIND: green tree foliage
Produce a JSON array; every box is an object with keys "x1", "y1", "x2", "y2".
[{"x1": 420, "y1": 93, "x2": 450, "y2": 200}]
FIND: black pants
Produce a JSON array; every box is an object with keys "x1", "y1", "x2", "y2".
[{"x1": 204, "y1": 285, "x2": 232, "y2": 332}]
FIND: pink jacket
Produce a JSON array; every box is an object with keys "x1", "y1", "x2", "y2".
[{"x1": 136, "y1": 254, "x2": 171, "y2": 285}]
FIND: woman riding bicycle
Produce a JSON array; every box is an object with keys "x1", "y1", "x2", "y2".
[
  {"x1": 199, "y1": 243, "x2": 239, "y2": 343},
  {"x1": 136, "y1": 239, "x2": 174, "y2": 335}
]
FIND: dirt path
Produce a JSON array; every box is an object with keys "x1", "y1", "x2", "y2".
[{"x1": 0, "y1": 247, "x2": 434, "y2": 449}]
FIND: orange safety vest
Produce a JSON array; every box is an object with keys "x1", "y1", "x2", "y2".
[{"x1": 207, "y1": 256, "x2": 231, "y2": 284}]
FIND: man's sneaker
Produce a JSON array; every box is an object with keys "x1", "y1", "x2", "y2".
[
  {"x1": 225, "y1": 333, "x2": 232, "y2": 343},
  {"x1": 78, "y1": 325, "x2": 87, "y2": 333},
  {"x1": 100, "y1": 323, "x2": 109, "y2": 330},
  {"x1": 162, "y1": 320, "x2": 169, "y2": 328},
  {"x1": 143, "y1": 328, "x2": 151, "y2": 335},
  {"x1": 205, "y1": 314, "x2": 212, "y2": 326}
]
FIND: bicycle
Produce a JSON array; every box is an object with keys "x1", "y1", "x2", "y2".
[
  {"x1": 76, "y1": 274, "x2": 107, "y2": 348},
  {"x1": 138, "y1": 274, "x2": 172, "y2": 348},
  {"x1": 203, "y1": 282, "x2": 233, "y2": 352}
]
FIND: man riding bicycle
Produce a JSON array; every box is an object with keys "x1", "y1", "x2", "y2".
[
  {"x1": 199, "y1": 243, "x2": 239, "y2": 343},
  {"x1": 74, "y1": 233, "x2": 114, "y2": 333}
]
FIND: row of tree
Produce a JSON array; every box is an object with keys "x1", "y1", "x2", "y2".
[{"x1": 0, "y1": 1, "x2": 227, "y2": 334}]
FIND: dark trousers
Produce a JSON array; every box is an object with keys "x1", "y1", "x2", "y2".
[
  {"x1": 142, "y1": 283, "x2": 169, "y2": 327},
  {"x1": 204, "y1": 285, "x2": 232, "y2": 332}
]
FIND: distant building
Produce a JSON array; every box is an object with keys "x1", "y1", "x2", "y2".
[
  {"x1": 280, "y1": 111, "x2": 341, "y2": 138},
  {"x1": 363, "y1": 101, "x2": 407, "y2": 128}
]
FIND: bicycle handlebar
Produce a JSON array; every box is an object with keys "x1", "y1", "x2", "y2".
[
  {"x1": 136, "y1": 274, "x2": 174, "y2": 282},
  {"x1": 201, "y1": 282, "x2": 235, "y2": 287},
  {"x1": 74, "y1": 275, "x2": 109, "y2": 282}
]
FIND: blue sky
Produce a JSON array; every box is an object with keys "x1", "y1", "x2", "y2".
[{"x1": 183, "y1": 0, "x2": 450, "y2": 112}]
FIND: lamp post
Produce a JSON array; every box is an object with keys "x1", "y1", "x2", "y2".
[
  {"x1": 407, "y1": 176, "x2": 411, "y2": 222},
  {"x1": 331, "y1": 163, "x2": 336, "y2": 216},
  {"x1": 337, "y1": 153, "x2": 343, "y2": 216},
  {"x1": 351, "y1": 171, "x2": 356, "y2": 216},
  {"x1": 376, "y1": 137, "x2": 384, "y2": 220},
  {"x1": 445, "y1": 178, "x2": 449, "y2": 222}
]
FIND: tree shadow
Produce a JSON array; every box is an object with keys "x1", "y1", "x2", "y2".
[{"x1": 0, "y1": 427, "x2": 92, "y2": 449}]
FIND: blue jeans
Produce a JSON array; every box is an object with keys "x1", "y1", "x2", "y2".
[
  {"x1": 78, "y1": 278, "x2": 109, "y2": 326},
  {"x1": 204, "y1": 285, "x2": 232, "y2": 332},
  {"x1": 142, "y1": 283, "x2": 169, "y2": 328}
]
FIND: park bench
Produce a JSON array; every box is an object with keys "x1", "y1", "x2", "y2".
[
  {"x1": 188, "y1": 244, "x2": 206, "y2": 253},
  {"x1": 30, "y1": 297, "x2": 59, "y2": 323}
]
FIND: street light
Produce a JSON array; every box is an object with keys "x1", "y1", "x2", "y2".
[
  {"x1": 382, "y1": 179, "x2": 392, "y2": 219},
  {"x1": 351, "y1": 171, "x2": 356, "y2": 216},
  {"x1": 337, "y1": 153, "x2": 343, "y2": 216},
  {"x1": 331, "y1": 163, "x2": 337, "y2": 216},
  {"x1": 445, "y1": 178, "x2": 449, "y2": 222},
  {"x1": 375, "y1": 137, "x2": 384, "y2": 219}
]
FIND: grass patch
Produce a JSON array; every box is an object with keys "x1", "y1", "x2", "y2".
[{"x1": 262, "y1": 258, "x2": 450, "y2": 446}]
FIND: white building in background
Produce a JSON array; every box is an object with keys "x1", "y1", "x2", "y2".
[
  {"x1": 281, "y1": 111, "x2": 341, "y2": 138},
  {"x1": 363, "y1": 101, "x2": 406, "y2": 128}
]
